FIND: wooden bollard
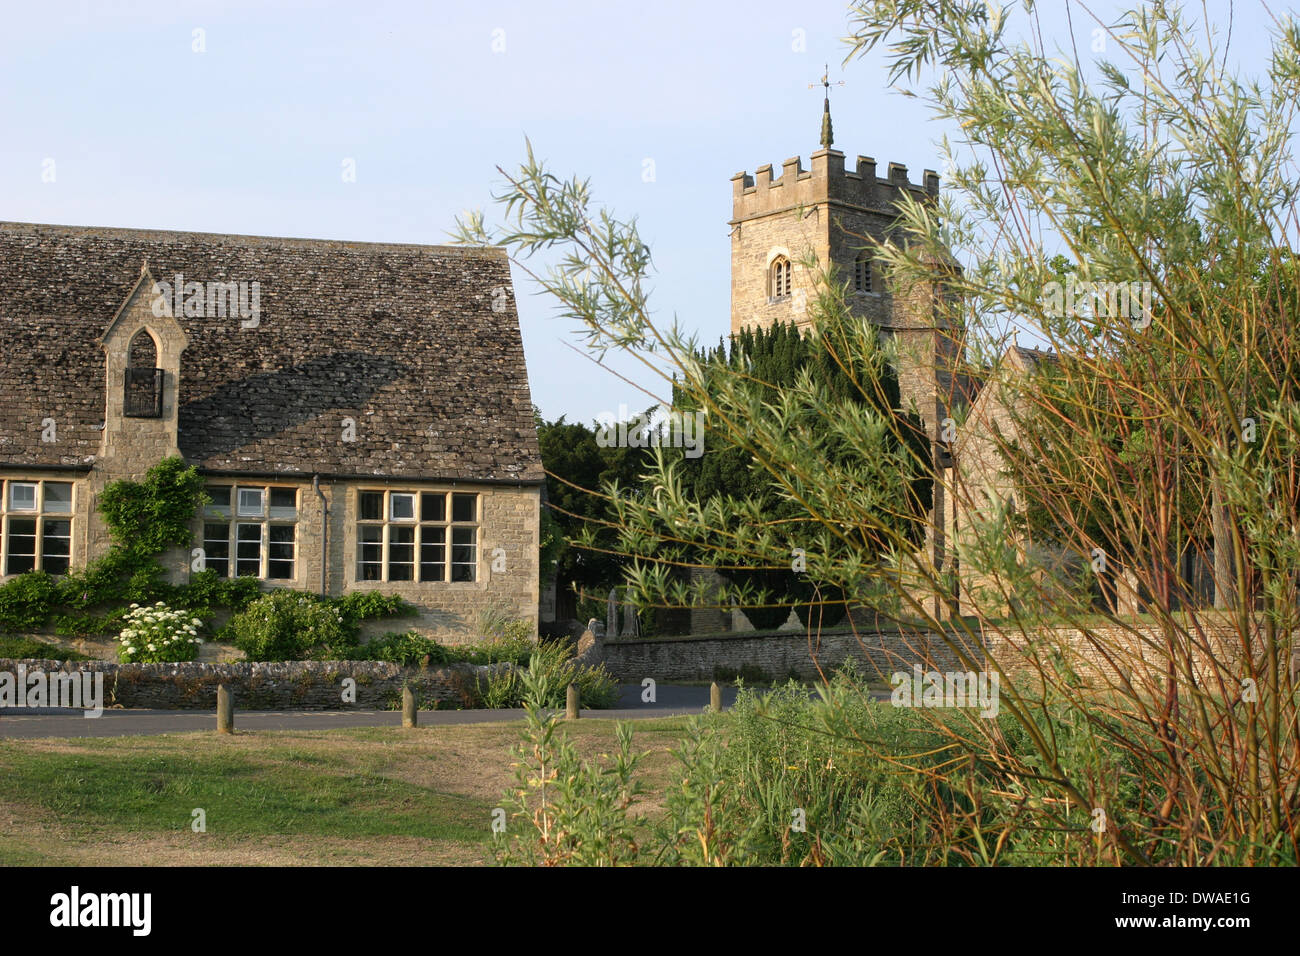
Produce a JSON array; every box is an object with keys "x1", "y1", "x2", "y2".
[
  {"x1": 566, "y1": 683, "x2": 579, "y2": 720},
  {"x1": 710, "y1": 681, "x2": 722, "y2": 713},
  {"x1": 216, "y1": 684, "x2": 233, "y2": 734},
  {"x1": 402, "y1": 685, "x2": 417, "y2": 728}
]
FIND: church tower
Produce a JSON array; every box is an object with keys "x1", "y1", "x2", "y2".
[
  {"x1": 727, "y1": 87, "x2": 965, "y2": 614},
  {"x1": 727, "y1": 89, "x2": 960, "y2": 443}
]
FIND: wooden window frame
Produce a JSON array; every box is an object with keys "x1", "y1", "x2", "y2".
[
  {"x1": 201, "y1": 484, "x2": 298, "y2": 581},
  {"x1": 355, "y1": 489, "x2": 480, "y2": 584},
  {"x1": 1, "y1": 479, "x2": 75, "y2": 576}
]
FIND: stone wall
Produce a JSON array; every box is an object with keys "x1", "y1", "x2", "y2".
[
  {"x1": 0, "y1": 658, "x2": 503, "y2": 710},
  {"x1": 601, "y1": 628, "x2": 975, "y2": 683},
  {"x1": 600, "y1": 621, "x2": 1264, "y2": 685}
]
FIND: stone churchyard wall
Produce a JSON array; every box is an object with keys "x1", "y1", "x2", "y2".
[
  {"x1": 0, "y1": 658, "x2": 503, "y2": 711},
  {"x1": 600, "y1": 622, "x2": 1264, "y2": 685},
  {"x1": 600, "y1": 628, "x2": 975, "y2": 683}
]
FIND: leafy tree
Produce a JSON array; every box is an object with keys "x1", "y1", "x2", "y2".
[
  {"x1": 667, "y1": 320, "x2": 928, "y2": 628},
  {"x1": 535, "y1": 412, "x2": 651, "y2": 617}
]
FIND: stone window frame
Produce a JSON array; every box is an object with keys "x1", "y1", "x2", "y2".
[
  {"x1": 1, "y1": 478, "x2": 75, "y2": 576},
  {"x1": 354, "y1": 488, "x2": 480, "y2": 585},
  {"x1": 123, "y1": 328, "x2": 164, "y2": 419},
  {"x1": 201, "y1": 483, "x2": 298, "y2": 581},
  {"x1": 768, "y1": 255, "x2": 793, "y2": 302}
]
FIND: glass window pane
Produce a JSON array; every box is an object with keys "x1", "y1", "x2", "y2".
[
  {"x1": 41, "y1": 519, "x2": 71, "y2": 574},
  {"x1": 9, "y1": 483, "x2": 37, "y2": 512},
  {"x1": 451, "y1": 493, "x2": 476, "y2": 523},
  {"x1": 237, "y1": 488, "x2": 264, "y2": 517},
  {"x1": 388, "y1": 526, "x2": 414, "y2": 581},
  {"x1": 451, "y1": 526, "x2": 476, "y2": 582},
  {"x1": 235, "y1": 523, "x2": 262, "y2": 576},
  {"x1": 268, "y1": 525, "x2": 294, "y2": 580},
  {"x1": 358, "y1": 526, "x2": 383, "y2": 581},
  {"x1": 390, "y1": 493, "x2": 415, "y2": 521},
  {"x1": 205, "y1": 485, "x2": 232, "y2": 517},
  {"x1": 44, "y1": 482, "x2": 73, "y2": 514},
  {"x1": 269, "y1": 487, "x2": 297, "y2": 519},
  {"x1": 6, "y1": 517, "x2": 36, "y2": 573},
  {"x1": 203, "y1": 522, "x2": 230, "y2": 578},
  {"x1": 420, "y1": 526, "x2": 446, "y2": 582},
  {"x1": 420, "y1": 492, "x2": 446, "y2": 523},
  {"x1": 359, "y1": 491, "x2": 383, "y2": 521}
]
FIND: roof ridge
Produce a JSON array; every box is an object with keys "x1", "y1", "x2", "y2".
[{"x1": 0, "y1": 220, "x2": 504, "y2": 257}]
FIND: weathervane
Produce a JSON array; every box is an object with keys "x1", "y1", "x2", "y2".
[{"x1": 809, "y1": 63, "x2": 844, "y2": 150}]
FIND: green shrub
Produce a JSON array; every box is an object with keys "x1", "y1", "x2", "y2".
[
  {"x1": 366, "y1": 631, "x2": 454, "y2": 667},
  {"x1": 491, "y1": 661, "x2": 972, "y2": 866},
  {"x1": 171, "y1": 570, "x2": 263, "y2": 617},
  {"x1": 116, "y1": 602, "x2": 204, "y2": 663},
  {"x1": 52, "y1": 609, "x2": 128, "y2": 639},
  {"x1": 0, "y1": 635, "x2": 92, "y2": 661},
  {"x1": 54, "y1": 549, "x2": 149, "y2": 610},
  {"x1": 230, "y1": 591, "x2": 353, "y2": 662},
  {"x1": 477, "y1": 641, "x2": 618, "y2": 709},
  {"x1": 493, "y1": 661, "x2": 643, "y2": 865},
  {"x1": 0, "y1": 571, "x2": 57, "y2": 632},
  {"x1": 669, "y1": 666, "x2": 936, "y2": 865},
  {"x1": 339, "y1": 630, "x2": 538, "y2": 669},
  {"x1": 330, "y1": 591, "x2": 417, "y2": 628},
  {"x1": 453, "y1": 634, "x2": 535, "y2": 667}
]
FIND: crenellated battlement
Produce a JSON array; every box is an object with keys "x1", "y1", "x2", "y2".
[{"x1": 729, "y1": 149, "x2": 939, "y2": 222}]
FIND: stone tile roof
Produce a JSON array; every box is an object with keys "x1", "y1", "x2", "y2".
[
  {"x1": 1011, "y1": 344, "x2": 1059, "y2": 369},
  {"x1": 0, "y1": 221, "x2": 543, "y2": 483}
]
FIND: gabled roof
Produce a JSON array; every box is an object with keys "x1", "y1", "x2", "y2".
[
  {"x1": 952, "y1": 343, "x2": 1060, "y2": 455},
  {"x1": 0, "y1": 221, "x2": 543, "y2": 483},
  {"x1": 1009, "y1": 344, "x2": 1059, "y2": 371}
]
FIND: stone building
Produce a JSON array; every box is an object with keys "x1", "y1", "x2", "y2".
[
  {"x1": 947, "y1": 344, "x2": 1055, "y2": 616},
  {"x1": 0, "y1": 221, "x2": 543, "y2": 639}
]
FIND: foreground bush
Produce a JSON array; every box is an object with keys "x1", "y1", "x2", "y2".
[{"x1": 494, "y1": 662, "x2": 1202, "y2": 866}]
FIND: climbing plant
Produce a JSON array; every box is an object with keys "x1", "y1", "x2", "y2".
[{"x1": 0, "y1": 458, "x2": 261, "y2": 635}]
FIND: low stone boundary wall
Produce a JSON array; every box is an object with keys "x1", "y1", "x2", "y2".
[
  {"x1": 0, "y1": 658, "x2": 503, "y2": 711},
  {"x1": 600, "y1": 629, "x2": 978, "y2": 683},
  {"x1": 601, "y1": 621, "x2": 1279, "y2": 685}
]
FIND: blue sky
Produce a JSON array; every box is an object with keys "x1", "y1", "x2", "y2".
[{"x1": 0, "y1": 0, "x2": 1284, "y2": 426}]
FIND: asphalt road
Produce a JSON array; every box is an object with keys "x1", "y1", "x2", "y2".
[{"x1": 0, "y1": 683, "x2": 742, "y2": 738}]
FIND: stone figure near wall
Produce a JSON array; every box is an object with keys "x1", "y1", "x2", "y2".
[
  {"x1": 622, "y1": 600, "x2": 639, "y2": 639},
  {"x1": 574, "y1": 618, "x2": 605, "y2": 668},
  {"x1": 607, "y1": 588, "x2": 619, "y2": 639}
]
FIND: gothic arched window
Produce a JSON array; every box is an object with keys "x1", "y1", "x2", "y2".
[
  {"x1": 769, "y1": 256, "x2": 792, "y2": 300},
  {"x1": 123, "y1": 329, "x2": 163, "y2": 418}
]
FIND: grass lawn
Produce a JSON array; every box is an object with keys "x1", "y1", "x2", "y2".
[{"x1": 0, "y1": 717, "x2": 693, "y2": 866}]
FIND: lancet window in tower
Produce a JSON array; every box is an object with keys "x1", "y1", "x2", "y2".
[{"x1": 769, "y1": 256, "x2": 792, "y2": 300}]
